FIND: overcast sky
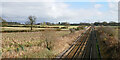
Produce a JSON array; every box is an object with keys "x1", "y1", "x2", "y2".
[{"x1": 0, "y1": 0, "x2": 119, "y2": 23}]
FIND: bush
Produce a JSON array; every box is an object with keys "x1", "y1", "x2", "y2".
[
  {"x1": 80, "y1": 26, "x2": 85, "y2": 30},
  {"x1": 2, "y1": 24, "x2": 8, "y2": 27},
  {"x1": 69, "y1": 28, "x2": 76, "y2": 33},
  {"x1": 56, "y1": 28, "x2": 61, "y2": 31},
  {"x1": 61, "y1": 27, "x2": 68, "y2": 29},
  {"x1": 45, "y1": 38, "x2": 54, "y2": 50},
  {"x1": 76, "y1": 27, "x2": 81, "y2": 30}
]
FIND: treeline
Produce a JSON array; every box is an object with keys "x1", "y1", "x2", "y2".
[
  {"x1": 1, "y1": 21, "x2": 120, "y2": 26},
  {"x1": 70, "y1": 23, "x2": 91, "y2": 26},
  {"x1": 94, "y1": 21, "x2": 120, "y2": 26},
  {"x1": 2, "y1": 21, "x2": 119, "y2": 26},
  {"x1": 0, "y1": 17, "x2": 120, "y2": 26},
  {"x1": 1, "y1": 21, "x2": 91, "y2": 26},
  {"x1": 36, "y1": 22, "x2": 91, "y2": 26}
]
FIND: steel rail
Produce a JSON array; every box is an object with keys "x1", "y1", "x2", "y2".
[
  {"x1": 56, "y1": 26, "x2": 92, "y2": 59},
  {"x1": 64, "y1": 33, "x2": 84, "y2": 58},
  {"x1": 80, "y1": 26, "x2": 101, "y2": 59},
  {"x1": 58, "y1": 27, "x2": 92, "y2": 58},
  {"x1": 71, "y1": 32, "x2": 89, "y2": 59},
  {"x1": 64, "y1": 27, "x2": 91, "y2": 58},
  {"x1": 73, "y1": 28, "x2": 91, "y2": 58},
  {"x1": 58, "y1": 33, "x2": 83, "y2": 58},
  {"x1": 73, "y1": 30, "x2": 91, "y2": 58},
  {"x1": 80, "y1": 27, "x2": 93, "y2": 58}
]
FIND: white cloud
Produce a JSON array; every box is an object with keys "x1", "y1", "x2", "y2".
[
  {"x1": 1, "y1": 0, "x2": 56, "y2": 2},
  {"x1": 107, "y1": 0, "x2": 120, "y2": 2},
  {"x1": 1, "y1": 0, "x2": 120, "y2": 2},
  {"x1": 108, "y1": 2, "x2": 118, "y2": 17},
  {"x1": 94, "y1": 4, "x2": 102, "y2": 9},
  {"x1": 2, "y1": 2, "x2": 71, "y2": 22},
  {"x1": 90, "y1": 0, "x2": 96, "y2": 2},
  {"x1": 1, "y1": 0, "x2": 118, "y2": 23},
  {"x1": 97, "y1": 11, "x2": 103, "y2": 15}
]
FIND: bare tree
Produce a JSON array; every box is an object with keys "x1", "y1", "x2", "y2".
[{"x1": 28, "y1": 16, "x2": 36, "y2": 30}]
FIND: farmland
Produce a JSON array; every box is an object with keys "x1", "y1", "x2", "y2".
[
  {"x1": 1, "y1": 25, "x2": 85, "y2": 58},
  {"x1": 0, "y1": 1, "x2": 119, "y2": 59},
  {"x1": 1, "y1": 25, "x2": 80, "y2": 32},
  {"x1": 1, "y1": 25, "x2": 120, "y2": 58}
]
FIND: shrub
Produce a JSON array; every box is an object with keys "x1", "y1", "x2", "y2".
[
  {"x1": 61, "y1": 27, "x2": 68, "y2": 29},
  {"x1": 56, "y1": 28, "x2": 61, "y2": 31},
  {"x1": 80, "y1": 26, "x2": 85, "y2": 30},
  {"x1": 2, "y1": 24, "x2": 8, "y2": 27},
  {"x1": 45, "y1": 39, "x2": 53, "y2": 50},
  {"x1": 69, "y1": 28, "x2": 76, "y2": 33},
  {"x1": 76, "y1": 27, "x2": 81, "y2": 30}
]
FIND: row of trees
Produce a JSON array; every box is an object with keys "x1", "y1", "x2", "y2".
[
  {"x1": 1, "y1": 16, "x2": 120, "y2": 30},
  {"x1": 36, "y1": 22, "x2": 91, "y2": 26},
  {"x1": 94, "y1": 21, "x2": 120, "y2": 26}
]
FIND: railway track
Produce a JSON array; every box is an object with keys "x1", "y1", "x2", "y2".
[{"x1": 57, "y1": 26, "x2": 101, "y2": 59}]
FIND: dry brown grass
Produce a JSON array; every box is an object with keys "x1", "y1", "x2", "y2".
[
  {"x1": 2, "y1": 30, "x2": 84, "y2": 58},
  {"x1": 96, "y1": 26, "x2": 120, "y2": 58}
]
